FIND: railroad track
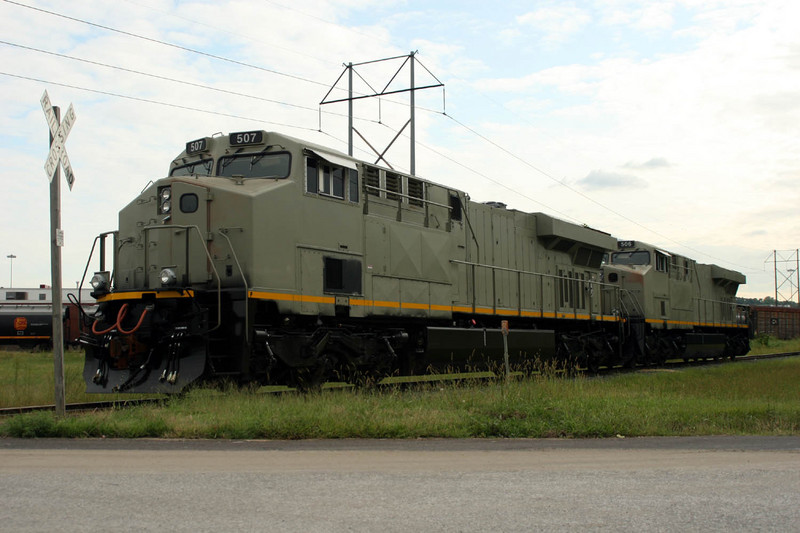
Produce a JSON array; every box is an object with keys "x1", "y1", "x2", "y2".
[
  {"x1": 733, "y1": 351, "x2": 800, "y2": 361},
  {"x1": 661, "y1": 350, "x2": 800, "y2": 369},
  {"x1": 0, "y1": 398, "x2": 165, "y2": 417},
  {"x1": 3, "y1": 351, "x2": 798, "y2": 417}
]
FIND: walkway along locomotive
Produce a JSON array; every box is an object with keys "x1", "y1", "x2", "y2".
[{"x1": 81, "y1": 131, "x2": 750, "y2": 392}]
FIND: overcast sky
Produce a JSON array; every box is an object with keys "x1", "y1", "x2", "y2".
[{"x1": 1, "y1": 0, "x2": 799, "y2": 299}]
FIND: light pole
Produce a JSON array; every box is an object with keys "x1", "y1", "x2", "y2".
[{"x1": 6, "y1": 254, "x2": 15, "y2": 287}]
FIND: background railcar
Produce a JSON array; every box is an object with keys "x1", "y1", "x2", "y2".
[
  {"x1": 0, "y1": 287, "x2": 96, "y2": 348},
  {"x1": 751, "y1": 305, "x2": 800, "y2": 340}
]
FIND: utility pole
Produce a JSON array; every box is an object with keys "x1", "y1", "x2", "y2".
[
  {"x1": 347, "y1": 62, "x2": 353, "y2": 156},
  {"x1": 49, "y1": 105, "x2": 66, "y2": 417},
  {"x1": 41, "y1": 90, "x2": 77, "y2": 417},
  {"x1": 410, "y1": 52, "x2": 416, "y2": 176},
  {"x1": 6, "y1": 254, "x2": 15, "y2": 287}
]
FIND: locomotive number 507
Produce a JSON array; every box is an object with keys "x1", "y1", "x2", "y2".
[{"x1": 230, "y1": 131, "x2": 263, "y2": 146}]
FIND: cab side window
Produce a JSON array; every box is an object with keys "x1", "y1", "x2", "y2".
[
  {"x1": 655, "y1": 252, "x2": 670, "y2": 273},
  {"x1": 306, "y1": 157, "x2": 358, "y2": 203}
]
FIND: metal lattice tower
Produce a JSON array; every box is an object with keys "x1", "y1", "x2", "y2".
[
  {"x1": 320, "y1": 52, "x2": 444, "y2": 176},
  {"x1": 766, "y1": 250, "x2": 800, "y2": 304}
]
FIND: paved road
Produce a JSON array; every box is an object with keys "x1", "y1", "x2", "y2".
[{"x1": 2, "y1": 437, "x2": 799, "y2": 532}]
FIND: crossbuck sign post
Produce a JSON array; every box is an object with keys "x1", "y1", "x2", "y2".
[
  {"x1": 41, "y1": 90, "x2": 76, "y2": 417},
  {"x1": 42, "y1": 91, "x2": 76, "y2": 190}
]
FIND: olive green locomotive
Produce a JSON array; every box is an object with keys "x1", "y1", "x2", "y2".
[
  {"x1": 603, "y1": 241, "x2": 749, "y2": 365},
  {"x1": 82, "y1": 131, "x2": 748, "y2": 392}
]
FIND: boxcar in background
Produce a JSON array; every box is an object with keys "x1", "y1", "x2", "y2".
[{"x1": 751, "y1": 305, "x2": 800, "y2": 340}]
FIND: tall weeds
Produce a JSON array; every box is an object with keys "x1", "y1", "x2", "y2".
[{"x1": 2, "y1": 348, "x2": 799, "y2": 439}]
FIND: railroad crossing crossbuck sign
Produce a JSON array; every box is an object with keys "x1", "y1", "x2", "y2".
[{"x1": 41, "y1": 90, "x2": 76, "y2": 190}]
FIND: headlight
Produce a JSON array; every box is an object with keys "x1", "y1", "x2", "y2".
[
  {"x1": 158, "y1": 186, "x2": 172, "y2": 214},
  {"x1": 160, "y1": 268, "x2": 177, "y2": 287},
  {"x1": 90, "y1": 271, "x2": 110, "y2": 293}
]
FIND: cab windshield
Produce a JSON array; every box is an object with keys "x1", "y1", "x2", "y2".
[
  {"x1": 170, "y1": 159, "x2": 213, "y2": 177},
  {"x1": 611, "y1": 251, "x2": 650, "y2": 265},
  {"x1": 218, "y1": 152, "x2": 291, "y2": 179}
]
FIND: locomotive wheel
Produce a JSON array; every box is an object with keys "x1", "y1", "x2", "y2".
[
  {"x1": 548, "y1": 343, "x2": 568, "y2": 376},
  {"x1": 289, "y1": 354, "x2": 334, "y2": 393},
  {"x1": 583, "y1": 339, "x2": 601, "y2": 373},
  {"x1": 654, "y1": 338, "x2": 671, "y2": 366},
  {"x1": 585, "y1": 353, "x2": 600, "y2": 374},
  {"x1": 619, "y1": 343, "x2": 636, "y2": 369}
]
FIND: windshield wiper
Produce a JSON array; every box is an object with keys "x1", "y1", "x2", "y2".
[{"x1": 250, "y1": 145, "x2": 275, "y2": 165}]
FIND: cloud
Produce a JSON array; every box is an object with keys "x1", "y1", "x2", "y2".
[
  {"x1": 623, "y1": 157, "x2": 671, "y2": 169},
  {"x1": 634, "y1": 3, "x2": 675, "y2": 31},
  {"x1": 598, "y1": 0, "x2": 675, "y2": 31},
  {"x1": 516, "y1": 4, "x2": 592, "y2": 46},
  {"x1": 577, "y1": 170, "x2": 648, "y2": 190}
]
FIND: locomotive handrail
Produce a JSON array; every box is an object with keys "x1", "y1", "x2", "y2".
[
  {"x1": 616, "y1": 288, "x2": 645, "y2": 318},
  {"x1": 458, "y1": 199, "x2": 481, "y2": 269},
  {"x1": 450, "y1": 259, "x2": 626, "y2": 320},
  {"x1": 143, "y1": 224, "x2": 222, "y2": 333},
  {"x1": 693, "y1": 296, "x2": 739, "y2": 306},
  {"x1": 451, "y1": 259, "x2": 621, "y2": 285},
  {"x1": 218, "y1": 227, "x2": 250, "y2": 345},
  {"x1": 77, "y1": 231, "x2": 119, "y2": 321},
  {"x1": 693, "y1": 295, "x2": 739, "y2": 326}
]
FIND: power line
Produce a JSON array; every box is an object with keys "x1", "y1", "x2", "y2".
[
  {"x1": 439, "y1": 112, "x2": 757, "y2": 272},
  {"x1": 0, "y1": 71, "x2": 319, "y2": 132},
  {"x1": 0, "y1": 40, "x2": 318, "y2": 110},
  {"x1": 2, "y1": 0, "x2": 428, "y2": 114},
  {"x1": 361, "y1": 117, "x2": 578, "y2": 221},
  {"x1": 123, "y1": 0, "x2": 330, "y2": 65},
  {"x1": 2, "y1": 0, "x2": 332, "y2": 89},
  {"x1": 0, "y1": 39, "x2": 383, "y2": 125},
  {"x1": 413, "y1": 134, "x2": 581, "y2": 224}
]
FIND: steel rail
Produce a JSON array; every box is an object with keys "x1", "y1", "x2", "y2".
[{"x1": 0, "y1": 398, "x2": 165, "y2": 417}]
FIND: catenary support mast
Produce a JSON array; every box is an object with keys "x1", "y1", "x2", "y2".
[{"x1": 320, "y1": 52, "x2": 444, "y2": 176}]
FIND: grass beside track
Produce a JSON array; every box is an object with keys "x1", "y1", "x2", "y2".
[
  {"x1": 747, "y1": 335, "x2": 800, "y2": 356},
  {"x1": 1, "y1": 342, "x2": 799, "y2": 439},
  {"x1": 0, "y1": 349, "x2": 158, "y2": 408}
]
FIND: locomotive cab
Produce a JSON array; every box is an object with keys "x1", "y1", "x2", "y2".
[
  {"x1": 602, "y1": 240, "x2": 749, "y2": 364},
  {"x1": 83, "y1": 130, "x2": 464, "y2": 392},
  {"x1": 603, "y1": 241, "x2": 681, "y2": 321},
  {"x1": 84, "y1": 131, "x2": 311, "y2": 392}
]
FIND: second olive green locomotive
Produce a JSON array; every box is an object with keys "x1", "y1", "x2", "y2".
[{"x1": 82, "y1": 130, "x2": 749, "y2": 392}]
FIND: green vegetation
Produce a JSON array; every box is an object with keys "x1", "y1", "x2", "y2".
[
  {"x1": 747, "y1": 335, "x2": 800, "y2": 356},
  {"x1": 0, "y1": 349, "x2": 157, "y2": 409},
  {"x1": 1, "y1": 346, "x2": 798, "y2": 438}
]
